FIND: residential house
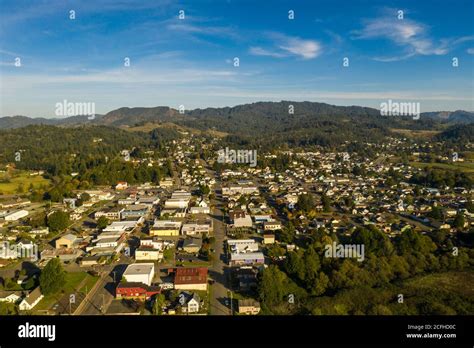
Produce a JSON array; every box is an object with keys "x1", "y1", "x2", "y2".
[
  {"x1": 237, "y1": 299, "x2": 261, "y2": 315},
  {"x1": 19, "y1": 287, "x2": 43, "y2": 311}
]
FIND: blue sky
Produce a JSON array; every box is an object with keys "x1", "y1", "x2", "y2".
[{"x1": 0, "y1": 0, "x2": 473, "y2": 117}]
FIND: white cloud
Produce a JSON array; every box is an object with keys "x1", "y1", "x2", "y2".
[
  {"x1": 249, "y1": 33, "x2": 322, "y2": 60},
  {"x1": 467, "y1": 48, "x2": 474, "y2": 54},
  {"x1": 248, "y1": 47, "x2": 287, "y2": 58},
  {"x1": 352, "y1": 11, "x2": 473, "y2": 60},
  {"x1": 278, "y1": 37, "x2": 322, "y2": 59}
]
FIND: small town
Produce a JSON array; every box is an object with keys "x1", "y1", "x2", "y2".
[{"x1": 0, "y1": 132, "x2": 472, "y2": 316}]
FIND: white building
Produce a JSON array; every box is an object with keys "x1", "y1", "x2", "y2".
[
  {"x1": 123, "y1": 263, "x2": 155, "y2": 286},
  {"x1": 227, "y1": 239, "x2": 259, "y2": 254},
  {"x1": 5, "y1": 210, "x2": 29, "y2": 221}
]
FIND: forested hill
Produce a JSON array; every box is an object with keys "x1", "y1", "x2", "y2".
[
  {"x1": 0, "y1": 125, "x2": 181, "y2": 176},
  {"x1": 1, "y1": 101, "x2": 473, "y2": 130}
]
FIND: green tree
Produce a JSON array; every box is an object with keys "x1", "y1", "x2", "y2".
[
  {"x1": 97, "y1": 216, "x2": 109, "y2": 230},
  {"x1": 47, "y1": 211, "x2": 70, "y2": 233},
  {"x1": 152, "y1": 293, "x2": 166, "y2": 315},
  {"x1": 453, "y1": 213, "x2": 465, "y2": 230},
  {"x1": 39, "y1": 258, "x2": 66, "y2": 296}
]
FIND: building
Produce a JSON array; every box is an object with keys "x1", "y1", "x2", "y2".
[
  {"x1": 181, "y1": 238, "x2": 202, "y2": 254},
  {"x1": 229, "y1": 210, "x2": 252, "y2": 228},
  {"x1": 94, "y1": 207, "x2": 124, "y2": 220},
  {"x1": 164, "y1": 198, "x2": 189, "y2": 209},
  {"x1": 222, "y1": 185, "x2": 258, "y2": 196},
  {"x1": 0, "y1": 290, "x2": 23, "y2": 303},
  {"x1": 230, "y1": 252, "x2": 265, "y2": 267},
  {"x1": 55, "y1": 233, "x2": 81, "y2": 249},
  {"x1": 121, "y1": 205, "x2": 149, "y2": 220},
  {"x1": 263, "y1": 221, "x2": 282, "y2": 231},
  {"x1": 173, "y1": 267, "x2": 208, "y2": 291},
  {"x1": 135, "y1": 246, "x2": 163, "y2": 261},
  {"x1": 263, "y1": 234, "x2": 275, "y2": 244},
  {"x1": 115, "y1": 282, "x2": 161, "y2": 299},
  {"x1": 179, "y1": 291, "x2": 201, "y2": 313},
  {"x1": 123, "y1": 263, "x2": 155, "y2": 286},
  {"x1": 115, "y1": 182, "x2": 128, "y2": 190},
  {"x1": 19, "y1": 287, "x2": 43, "y2": 311},
  {"x1": 137, "y1": 196, "x2": 160, "y2": 206},
  {"x1": 189, "y1": 206, "x2": 210, "y2": 214},
  {"x1": 237, "y1": 299, "x2": 261, "y2": 315},
  {"x1": 159, "y1": 178, "x2": 174, "y2": 188},
  {"x1": 150, "y1": 220, "x2": 182, "y2": 236},
  {"x1": 5, "y1": 210, "x2": 29, "y2": 221},
  {"x1": 181, "y1": 222, "x2": 212, "y2": 236},
  {"x1": 227, "y1": 239, "x2": 259, "y2": 254}
]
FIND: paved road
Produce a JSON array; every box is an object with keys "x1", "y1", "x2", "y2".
[
  {"x1": 206, "y1": 172, "x2": 232, "y2": 315},
  {"x1": 74, "y1": 258, "x2": 129, "y2": 315}
]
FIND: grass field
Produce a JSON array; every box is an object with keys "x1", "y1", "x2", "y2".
[
  {"x1": 0, "y1": 170, "x2": 51, "y2": 194},
  {"x1": 34, "y1": 272, "x2": 96, "y2": 312},
  {"x1": 402, "y1": 271, "x2": 474, "y2": 298},
  {"x1": 409, "y1": 161, "x2": 474, "y2": 173},
  {"x1": 390, "y1": 128, "x2": 442, "y2": 138}
]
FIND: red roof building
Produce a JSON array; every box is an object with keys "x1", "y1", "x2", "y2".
[
  {"x1": 173, "y1": 267, "x2": 208, "y2": 291},
  {"x1": 115, "y1": 282, "x2": 161, "y2": 299}
]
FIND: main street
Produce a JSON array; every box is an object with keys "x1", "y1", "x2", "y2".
[{"x1": 202, "y1": 163, "x2": 232, "y2": 315}]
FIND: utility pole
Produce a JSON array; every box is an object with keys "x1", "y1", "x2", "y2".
[
  {"x1": 230, "y1": 290, "x2": 233, "y2": 315},
  {"x1": 102, "y1": 294, "x2": 105, "y2": 314}
]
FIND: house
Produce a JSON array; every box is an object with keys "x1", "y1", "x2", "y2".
[
  {"x1": 94, "y1": 207, "x2": 124, "y2": 220},
  {"x1": 181, "y1": 238, "x2": 203, "y2": 254},
  {"x1": 120, "y1": 205, "x2": 149, "y2": 220},
  {"x1": 159, "y1": 178, "x2": 174, "y2": 188},
  {"x1": 263, "y1": 234, "x2": 275, "y2": 244},
  {"x1": 173, "y1": 267, "x2": 208, "y2": 291},
  {"x1": 263, "y1": 221, "x2": 282, "y2": 231},
  {"x1": 123, "y1": 263, "x2": 155, "y2": 286},
  {"x1": 164, "y1": 198, "x2": 189, "y2": 209},
  {"x1": 178, "y1": 291, "x2": 201, "y2": 313},
  {"x1": 135, "y1": 246, "x2": 163, "y2": 261},
  {"x1": 229, "y1": 210, "x2": 253, "y2": 228},
  {"x1": 181, "y1": 222, "x2": 212, "y2": 236},
  {"x1": 0, "y1": 290, "x2": 23, "y2": 303},
  {"x1": 189, "y1": 206, "x2": 210, "y2": 215},
  {"x1": 115, "y1": 182, "x2": 128, "y2": 190},
  {"x1": 237, "y1": 299, "x2": 261, "y2": 315},
  {"x1": 150, "y1": 220, "x2": 182, "y2": 236},
  {"x1": 234, "y1": 267, "x2": 258, "y2": 290},
  {"x1": 115, "y1": 282, "x2": 161, "y2": 299},
  {"x1": 19, "y1": 287, "x2": 43, "y2": 310},
  {"x1": 55, "y1": 233, "x2": 81, "y2": 249}
]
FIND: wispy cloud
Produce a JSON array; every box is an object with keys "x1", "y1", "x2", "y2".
[
  {"x1": 249, "y1": 33, "x2": 322, "y2": 60},
  {"x1": 248, "y1": 47, "x2": 287, "y2": 58},
  {"x1": 352, "y1": 9, "x2": 474, "y2": 61},
  {"x1": 468, "y1": 48, "x2": 474, "y2": 55}
]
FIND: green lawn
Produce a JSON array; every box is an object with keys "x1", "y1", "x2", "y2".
[
  {"x1": 402, "y1": 271, "x2": 474, "y2": 298},
  {"x1": 0, "y1": 171, "x2": 51, "y2": 194},
  {"x1": 409, "y1": 161, "x2": 474, "y2": 173},
  {"x1": 34, "y1": 272, "x2": 94, "y2": 312}
]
